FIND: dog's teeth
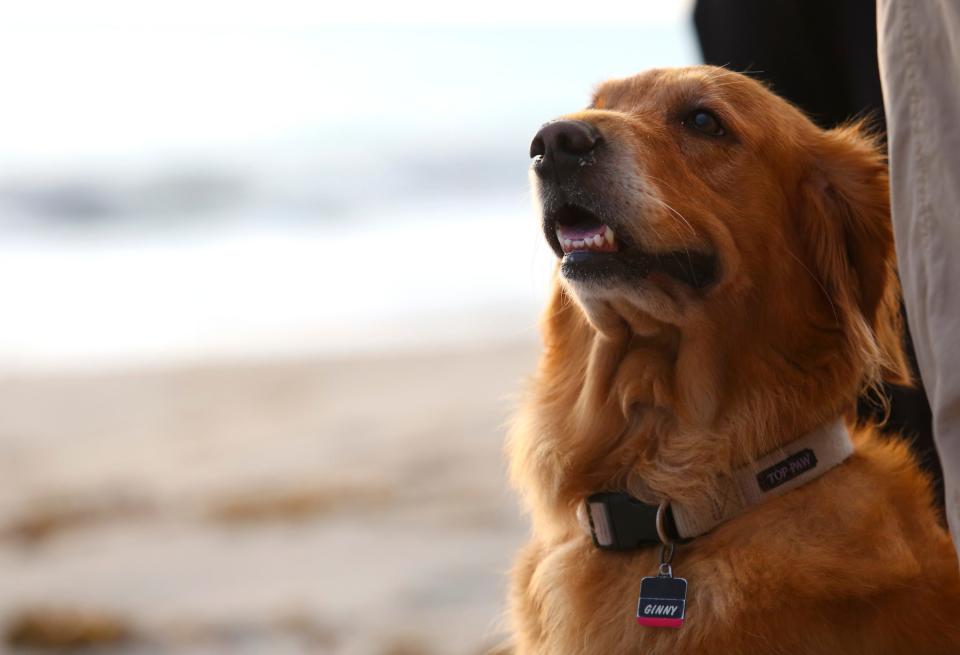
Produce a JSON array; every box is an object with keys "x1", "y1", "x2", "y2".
[
  {"x1": 563, "y1": 238, "x2": 573, "y2": 250},
  {"x1": 573, "y1": 240, "x2": 585, "y2": 249},
  {"x1": 593, "y1": 234, "x2": 603, "y2": 247},
  {"x1": 604, "y1": 225, "x2": 615, "y2": 245}
]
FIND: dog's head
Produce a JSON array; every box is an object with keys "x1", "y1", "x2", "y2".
[{"x1": 529, "y1": 66, "x2": 909, "y2": 434}]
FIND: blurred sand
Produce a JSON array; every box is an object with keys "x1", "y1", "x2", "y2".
[{"x1": 0, "y1": 339, "x2": 539, "y2": 654}]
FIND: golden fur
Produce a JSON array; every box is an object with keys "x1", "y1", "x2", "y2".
[{"x1": 506, "y1": 66, "x2": 960, "y2": 654}]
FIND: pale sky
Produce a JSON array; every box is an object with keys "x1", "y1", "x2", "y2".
[
  {"x1": 0, "y1": 0, "x2": 694, "y2": 28},
  {"x1": 0, "y1": 1, "x2": 697, "y2": 170}
]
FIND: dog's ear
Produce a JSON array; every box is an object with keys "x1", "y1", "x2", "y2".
[{"x1": 801, "y1": 123, "x2": 911, "y2": 387}]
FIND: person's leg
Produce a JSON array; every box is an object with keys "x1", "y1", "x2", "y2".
[{"x1": 878, "y1": 0, "x2": 960, "y2": 550}]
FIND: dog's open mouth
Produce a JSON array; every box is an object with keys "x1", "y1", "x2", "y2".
[
  {"x1": 544, "y1": 204, "x2": 718, "y2": 290},
  {"x1": 553, "y1": 205, "x2": 619, "y2": 254}
]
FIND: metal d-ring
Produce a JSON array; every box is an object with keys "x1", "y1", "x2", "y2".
[
  {"x1": 656, "y1": 501, "x2": 676, "y2": 577},
  {"x1": 655, "y1": 501, "x2": 674, "y2": 546}
]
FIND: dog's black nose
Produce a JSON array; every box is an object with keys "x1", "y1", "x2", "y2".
[{"x1": 529, "y1": 120, "x2": 601, "y2": 181}]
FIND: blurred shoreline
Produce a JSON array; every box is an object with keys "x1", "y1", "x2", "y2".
[{"x1": 0, "y1": 337, "x2": 539, "y2": 654}]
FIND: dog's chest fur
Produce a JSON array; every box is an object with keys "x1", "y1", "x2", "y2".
[{"x1": 509, "y1": 438, "x2": 960, "y2": 655}]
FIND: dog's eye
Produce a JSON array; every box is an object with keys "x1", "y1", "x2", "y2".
[{"x1": 685, "y1": 110, "x2": 725, "y2": 137}]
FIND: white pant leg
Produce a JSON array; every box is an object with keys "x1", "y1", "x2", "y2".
[{"x1": 878, "y1": 0, "x2": 960, "y2": 551}]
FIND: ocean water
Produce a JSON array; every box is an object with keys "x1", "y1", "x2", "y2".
[
  {"x1": 0, "y1": 21, "x2": 698, "y2": 371},
  {"x1": 0, "y1": 193, "x2": 553, "y2": 371}
]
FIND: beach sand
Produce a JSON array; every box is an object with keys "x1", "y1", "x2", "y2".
[{"x1": 0, "y1": 339, "x2": 540, "y2": 654}]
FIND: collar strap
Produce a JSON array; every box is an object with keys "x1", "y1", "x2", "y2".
[{"x1": 578, "y1": 419, "x2": 853, "y2": 550}]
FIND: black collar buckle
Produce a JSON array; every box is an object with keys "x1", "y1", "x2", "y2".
[{"x1": 585, "y1": 492, "x2": 679, "y2": 551}]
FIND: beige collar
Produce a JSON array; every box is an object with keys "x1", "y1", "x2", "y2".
[{"x1": 578, "y1": 419, "x2": 854, "y2": 548}]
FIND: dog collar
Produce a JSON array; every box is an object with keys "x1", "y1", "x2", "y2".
[{"x1": 578, "y1": 418, "x2": 853, "y2": 550}]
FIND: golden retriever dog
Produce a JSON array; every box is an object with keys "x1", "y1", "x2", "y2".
[{"x1": 505, "y1": 66, "x2": 960, "y2": 654}]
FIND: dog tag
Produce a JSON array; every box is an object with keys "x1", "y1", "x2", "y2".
[{"x1": 636, "y1": 572, "x2": 687, "y2": 628}]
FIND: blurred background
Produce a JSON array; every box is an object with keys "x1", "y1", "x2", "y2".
[{"x1": 0, "y1": 1, "x2": 698, "y2": 653}]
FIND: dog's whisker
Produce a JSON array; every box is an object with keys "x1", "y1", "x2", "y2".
[
  {"x1": 782, "y1": 247, "x2": 840, "y2": 325},
  {"x1": 641, "y1": 192, "x2": 698, "y2": 238}
]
